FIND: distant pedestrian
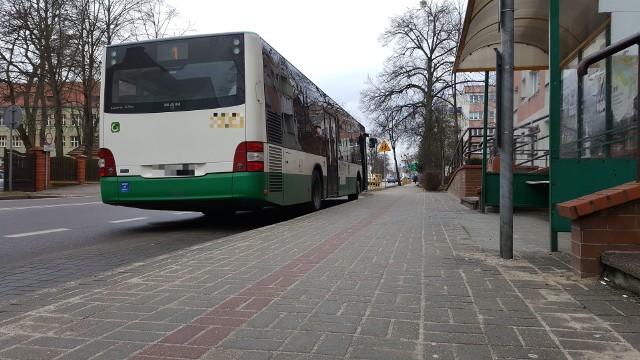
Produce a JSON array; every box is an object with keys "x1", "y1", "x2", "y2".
[{"x1": 413, "y1": 174, "x2": 418, "y2": 184}]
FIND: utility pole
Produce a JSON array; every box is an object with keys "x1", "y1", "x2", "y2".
[{"x1": 499, "y1": 0, "x2": 514, "y2": 259}]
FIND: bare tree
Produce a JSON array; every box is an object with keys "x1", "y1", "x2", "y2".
[
  {"x1": 69, "y1": 0, "x2": 142, "y2": 163},
  {"x1": 367, "y1": 105, "x2": 410, "y2": 186},
  {"x1": 0, "y1": 0, "x2": 76, "y2": 154},
  {"x1": 135, "y1": 0, "x2": 194, "y2": 40},
  {"x1": 101, "y1": 0, "x2": 148, "y2": 44},
  {"x1": 361, "y1": 0, "x2": 464, "y2": 179}
]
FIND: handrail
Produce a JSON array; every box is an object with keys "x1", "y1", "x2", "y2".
[
  {"x1": 577, "y1": 31, "x2": 640, "y2": 181},
  {"x1": 445, "y1": 117, "x2": 549, "y2": 185},
  {"x1": 577, "y1": 32, "x2": 640, "y2": 77}
]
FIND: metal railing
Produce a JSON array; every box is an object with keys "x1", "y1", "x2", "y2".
[{"x1": 445, "y1": 114, "x2": 550, "y2": 183}]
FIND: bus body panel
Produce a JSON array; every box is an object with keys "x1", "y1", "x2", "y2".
[
  {"x1": 100, "y1": 172, "x2": 268, "y2": 211},
  {"x1": 99, "y1": 32, "x2": 367, "y2": 213},
  {"x1": 244, "y1": 33, "x2": 266, "y2": 143},
  {"x1": 101, "y1": 106, "x2": 245, "y2": 176}
]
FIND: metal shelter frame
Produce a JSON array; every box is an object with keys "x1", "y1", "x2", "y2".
[{"x1": 455, "y1": 0, "x2": 636, "y2": 251}]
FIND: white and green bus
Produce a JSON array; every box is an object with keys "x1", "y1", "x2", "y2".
[{"x1": 99, "y1": 32, "x2": 368, "y2": 216}]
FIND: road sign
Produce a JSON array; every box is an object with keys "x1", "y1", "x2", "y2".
[
  {"x1": 378, "y1": 140, "x2": 391, "y2": 152},
  {"x1": 45, "y1": 132, "x2": 54, "y2": 145},
  {"x1": 3, "y1": 105, "x2": 23, "y2": 129}
]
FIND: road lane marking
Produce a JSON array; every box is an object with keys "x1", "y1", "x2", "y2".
[
  {"x1": 6, "y1": 228, "x2": 70, "y2": 238},
  {"x1": 0, "y1": 202, "x2": 102, "y2": 211},
  {"x1": 109, "y1": 217, "x2": 149, "y2": 224}
]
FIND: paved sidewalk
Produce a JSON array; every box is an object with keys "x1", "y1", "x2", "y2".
[
  {"x1": 0, "y1": 183, "x2": 100, "y2": 200},
  {"x1": 0, "y1": 186, "x2": 638, "y2": 359}
]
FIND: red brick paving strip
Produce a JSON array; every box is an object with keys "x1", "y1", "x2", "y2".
[{"x1": 131, "y1": 202, "x2": 394, "y2": 359}]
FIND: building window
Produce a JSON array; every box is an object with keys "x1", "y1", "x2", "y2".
[
  {"x1": 469, "y1": 94, "x2": 484, "y2": 103},
  {"x1": 62, "y1": 136, "x2": 66, "y2": 147},
  {"x1": 488, "y1": 128, "x2": 495, "y2": 136},
  {"x1": 70, "y1": 136, "x2": 79, "y2": 148},
  {"x1": 470, "y1": 128, "x2": 482, "y2": 136},
  {"x1": 47, "y1": 116, "x2": 53, "y2": 126},
  {"x1": 489, "y1": 110, "x2": 495, "y2": 119},
  {"x1": 72, "y1": 114, "x2": 82, "y2": 126},
  {"x1": 469, "y1": 112, "x2": 483, "y2": 120},
  {"x1": 521, "y1": 70, "x2": 539, "y2": 99},
  {"x1": 12, "y1": 137, "x2": 22, "y2": 147},
  {"x1": 528, "y1": 71, "x2": 539, "y2": 95},
  {"x1": 62, "y1": 114, "x2": 67, "y2": 126},
  {"x1": 0, "y1": 135, "x2": 6, "y2": 147}
]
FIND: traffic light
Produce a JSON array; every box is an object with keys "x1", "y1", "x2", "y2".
[{"x1": 368, "y1": 138, "x2": 378, "y2": 148}]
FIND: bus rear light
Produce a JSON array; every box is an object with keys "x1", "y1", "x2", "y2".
[
  {"x1": 246, "y1": 142, "x2": 264, "y2": 152},
  {"x1": 246, "y1": 152, "x2": 264, "y2": 162},
  {"x1": 98, "y1": 148, "x2": 117, "y2": 177},
  {"x1": 247, "y1": 161, "x2": 264, "y2": 172},
  {"x1": 233, "y1": 141, "x2": 265, "y2": 172}
]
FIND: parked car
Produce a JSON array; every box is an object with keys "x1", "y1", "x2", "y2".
[
  {"x1": 0, "y1": 170, "x2": 4, "y2": 192},
  {"x1": 386, "y1": 177, "x2": 397, "y2": 184}
]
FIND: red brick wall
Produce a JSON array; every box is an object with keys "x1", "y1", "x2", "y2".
[
  {"x1": 75, "y1": 155, "x2": 86, "y2": 184},
  {"x1": 29, "y1": 147, "x2": 48, "y2": 191},
  {"x1": 447, "y1": 165, "x2": 482, "y2": 198},
  {"x1": 570, "y1": 202, "x2": 640, "y2": 277},
  {"x1": 557, "y1": 182, "x2": 640, "y2": 278}
]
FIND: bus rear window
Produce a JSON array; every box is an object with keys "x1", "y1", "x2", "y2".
[{"x1": 104, "y1": 35, "x2": 245, "y2": 113}]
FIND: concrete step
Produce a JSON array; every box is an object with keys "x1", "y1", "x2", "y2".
[
  {"x1": 461, "y1": 196, "x2": 479, "y2": 210},
  {"x1": 601, "y1": 251, "x2": 640, "y2": 295}
]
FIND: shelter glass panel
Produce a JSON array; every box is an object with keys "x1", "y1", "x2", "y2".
[
  {"x1": 560, "y1": 59, "x2": 579, "y2": 158},
  {"x1": 580, "y1": 32, "x2": 608, "y2": 158},
  {"x1": 560, "y1": 27, "x2": 638, "y2": 160}
]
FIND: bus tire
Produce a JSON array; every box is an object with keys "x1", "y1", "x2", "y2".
[
  {"x1": 348, "y1": 177, "x2": 361, "y2": 201},
  {"x1": 309, "y1": 171, "x2": 322, "y2": 211}
]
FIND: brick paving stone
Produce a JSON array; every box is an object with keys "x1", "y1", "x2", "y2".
[
  {"x1": 54, "y1": 339, "x2": 118, "y2": 360},
  {"x1": 314, "y1": 333, "x2": 352, "y2": 356},
  {"x1": 0, "y1": 345, "x2": 65, "y2": 360},
  {"x1": 280, "y1": 332, "x2": 321, "y2": 353},
  {"x1": 89, "y1": 342, "x2": 148, "y2": 360},
  {"x1": 102, "y1": 329, "x2": 166, "y2": 343},
  {"x1": 0, "y1": 187, "x2": 638, "y2": 359},
  {"x1": 24, "y1": 335, "x2": 87, "y2": 349}
]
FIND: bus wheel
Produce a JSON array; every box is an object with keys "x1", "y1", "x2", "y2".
[
  {"x1": 309, "y1": 171, "x2": 322, "y2": 211},
  {"x1": 348, "y1": 178, "x2": 361, "y2": 201}
]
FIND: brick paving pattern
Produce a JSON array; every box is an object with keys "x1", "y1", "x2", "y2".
[{"x1": 0, "y1": 186, "x2": 639, "y2": 359}]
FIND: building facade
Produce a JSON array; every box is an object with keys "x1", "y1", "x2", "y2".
[{"x1": 0, "y1": 83, "x2": 98, "y2": 170}]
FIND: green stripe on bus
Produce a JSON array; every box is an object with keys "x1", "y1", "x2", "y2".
[{"x1": 100, "y1": 173, "x2": 267, "y2": 203}]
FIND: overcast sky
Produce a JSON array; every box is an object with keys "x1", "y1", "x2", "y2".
[{"x1": 167, "y1": 0, "x2": 421, "y2": 129}]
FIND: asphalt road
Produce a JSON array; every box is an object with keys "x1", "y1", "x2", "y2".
[{"x1": 0, "y1": 190, "x2": 350, "y2": 302}]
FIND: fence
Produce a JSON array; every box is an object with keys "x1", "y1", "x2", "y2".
[
  {"x1": 3, "y1": 149, "x2": 36, "y2": 191},
  {"x1": 50, "y1": 156, "x2": 77, "y2": 182},
  {"x1": 2, "y1": 148, "x2": 97, "y2": 191}
]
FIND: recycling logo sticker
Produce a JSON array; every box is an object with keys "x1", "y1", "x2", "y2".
[{"x1": 111, "y1": 122, "x2": 120, "y2": 133}]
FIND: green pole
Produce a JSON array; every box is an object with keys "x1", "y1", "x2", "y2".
[
  {"x1": 481, "y1": 71, "x2": 489, "y2": 213},
  {"x1": 549, "y1": 0, "x2": 561, "y2": 251}
]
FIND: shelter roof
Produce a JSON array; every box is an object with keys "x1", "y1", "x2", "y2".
[{"x1": 454, "y1": 0, "x2": 609, "y2": 72}]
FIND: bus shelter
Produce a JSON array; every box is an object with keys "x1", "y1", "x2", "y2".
[{"x1": 455, "y1": 0, "x2": 638, "y2": 250}]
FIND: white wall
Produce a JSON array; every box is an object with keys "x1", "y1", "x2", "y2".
[{"x1": 600, "y1": 0, "x2": 640, "y2": 53}]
